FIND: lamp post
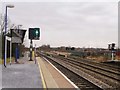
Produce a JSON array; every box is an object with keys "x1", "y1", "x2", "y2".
[{"x1": 4, "y1": 5, "x2": 14, "y2": 67}]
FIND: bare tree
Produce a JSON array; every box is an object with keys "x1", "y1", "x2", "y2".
[
  {"x1": 0, "y1": 13, "x2": 16, "y2": 34},
  {"x1": 0, "y1": 14, "x2": 5, "y2": 33}
]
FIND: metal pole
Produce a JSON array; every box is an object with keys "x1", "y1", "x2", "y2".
[
  {"x1": 4, "y1": 5, "x2": 14, "y2": 67},
  {"x1": 112, "y1": 52, "x2": 114, "y2": 61},
  {"x1": 35, "y1": 44, "x2": 36, "y2": 64},
  {"x1": 111, "y1": 51, "x2": 114, "y2": 61},
  {"x1": 29, "y1": 39, "x2": 33, "y2": 61},
  {"x1": 4, "y1": 6, "x2": 7, "y2": 67},
  {"x1": 10, "y1": 39, "x2": 12, "y2": 65}
]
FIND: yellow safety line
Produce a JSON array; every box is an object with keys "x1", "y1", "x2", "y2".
[{"x1": 37, "y1": 58, "x2": 47, "y2": 90}]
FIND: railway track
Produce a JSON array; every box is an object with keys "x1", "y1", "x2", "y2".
[
  {"x1": 60, "y1": 58, "x2": 120, "y2": 87},
  {"x1": 39, "y1": 52, "x2": 120, "y2": 90},
  {"x1": 53, "y1": 55, "x2": 120, "y2": 76},
  {"x1": 57, "y1": 56, "x2": 120, "y2": 81},
  {"x1": 53, "y1": 56, "x2": 120, "y2": 88},
  {"x1": 67, "y1": 57, "x2": 120, "y2": 73},
  {"x1": 41, "y1": 55, "x2": 102, "y2": 90}
]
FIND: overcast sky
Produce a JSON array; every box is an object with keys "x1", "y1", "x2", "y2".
[{"x1": 1, "y1": 0, "x2": 119, "y2": 48}]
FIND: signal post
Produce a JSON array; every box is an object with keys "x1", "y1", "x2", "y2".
[
  {"x1": 108, "y1": 43, "x2": 116, "y2": 61},
  {"x1": 28, "y1": 28, "x2": 40, "y2": 61}
]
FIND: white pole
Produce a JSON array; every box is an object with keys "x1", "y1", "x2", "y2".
[
  {"x1": 4, "y1": 5, "x2": 14, "y2": 67},
  {"x1": 4, "y1": 37, "x2": 7, "y2": 67},
  {"x1": 10, "y1": 40, "x2": 12, "y2": 65},
  {"x1": 4, "y1": 6, "x2": 7, "y2": 67},
  {"x1": 112, "y1": 51, "x2": 114, "y2": 61}
]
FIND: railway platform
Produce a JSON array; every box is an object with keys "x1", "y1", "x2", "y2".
[
  {"x1": 2, "y1": 52, "x2": 78, "y2": 89},
  {"x1": 2, "y1": 56, "x2": 43, "y2": 89},
  {"x1": 37, "y1": 56, "x2": 78, "y2": 89}
]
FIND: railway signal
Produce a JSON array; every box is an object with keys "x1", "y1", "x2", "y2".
[
  {"x1": 111, "y1": 43, "x2": 115, "y2": 50},
  {"x1": 28, "y1": 28, "x2": 40, "y2": 61},
  {"x1": 108, "y1": 43, "x2": 115, "y2": 50},
  {"x1": 29, "y1": 28, "x2": 40, "y2": 40},
  {"x1": 108, "y1": 44, "x2": 111, "y2": 50},
  {"x1": 108, "y1": 43, "x2": 116, "y2": 61}
]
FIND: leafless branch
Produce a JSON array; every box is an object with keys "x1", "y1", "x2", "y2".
[{"x1": 0, "y1": 13, "x2": 16, "y2": 34}]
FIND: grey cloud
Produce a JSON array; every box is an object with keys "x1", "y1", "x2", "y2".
[{"x1": 2, "y1": 2, "x2": 118, "y2": 48}]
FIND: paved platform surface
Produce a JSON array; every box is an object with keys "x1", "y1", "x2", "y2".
[
  {"x1": 37, "y1": 56, "x2": 78, "y2": 89},
  {"x1": 2, "y1": 51, "x2": 78, "y2": 89},
  {"x1": 2, "y1": 57, "x2": 43, "y2": 88}
]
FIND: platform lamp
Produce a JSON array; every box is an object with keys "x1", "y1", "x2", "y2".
[{"x1": 4, "y1": 5, "x2": 14, "y2": 67}]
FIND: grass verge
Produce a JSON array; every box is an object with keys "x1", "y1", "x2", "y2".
[{"x1": 0, "y1": 57, "x2": 15, "y2": 64}]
